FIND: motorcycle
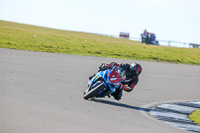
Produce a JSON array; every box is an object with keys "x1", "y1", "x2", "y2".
[
  {"x1": 141, "y1": 33, "x2": 159, "y2": 45},
  {"x1": 83, "y1": 66, "x2": 126, "y2": 100}
]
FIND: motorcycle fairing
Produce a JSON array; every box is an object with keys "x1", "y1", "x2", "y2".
[{"x1": 87, "y1": 66, "x2": 125, "y2": 98}]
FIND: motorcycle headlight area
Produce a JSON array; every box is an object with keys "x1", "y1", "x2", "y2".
[{"x1": 92, "y1": 81, "x2": 102, "y2": 88}]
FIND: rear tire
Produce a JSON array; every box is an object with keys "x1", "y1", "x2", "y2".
[{"x1": 83, "y1": 82, "x2": 105, "y2": 100}]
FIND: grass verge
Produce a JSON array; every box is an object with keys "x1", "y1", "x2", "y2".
[
  {"x1": 189, "y1": 109, "x2": 200, "y2": 125},
  {"x1": 0, "y1": 20, "x2": 200, "y2": 65}
]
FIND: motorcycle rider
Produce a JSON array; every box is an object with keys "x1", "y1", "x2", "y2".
[
  {"x1": 90, "y1": 62, "x2": 142, "y2": 100},
  {"x1": 141, "y1": 29, "x2": 149, "y2": 43}
]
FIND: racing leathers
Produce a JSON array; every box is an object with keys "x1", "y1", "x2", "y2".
[{"x1": 98, "y1": 62, "x2": 139, "y2": 100}]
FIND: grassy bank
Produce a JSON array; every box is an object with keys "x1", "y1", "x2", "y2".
[
  {"x1": 189, "y1": 109, "x2": 200, "y2": 125},
  {"x1": 0, "y1": 20, "x2": 200, "y2": 65}
]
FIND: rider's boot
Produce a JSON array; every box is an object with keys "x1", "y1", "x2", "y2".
[{"x1": 111, "y1": 88, "x2": 122, "y2": 100}]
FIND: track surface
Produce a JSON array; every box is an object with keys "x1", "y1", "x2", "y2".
[{"x1": 0, "y1": 48, "x2": 200, "y2": 133}]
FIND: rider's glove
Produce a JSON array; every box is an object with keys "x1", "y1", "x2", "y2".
[
  {"x1": 120, "y1": 84, "x2": 133, "y2": 92},
  {"x1": 120, "y1": 84, "x2": 127, "y2": 90}
]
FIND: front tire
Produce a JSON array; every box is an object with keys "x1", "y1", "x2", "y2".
[{"x1": 83, "y1": 82, "x2": 105, "y2": 100}]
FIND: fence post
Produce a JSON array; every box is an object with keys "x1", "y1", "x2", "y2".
[{"x1": 168, "y1": 41, "x2": 171, "y2": 46}]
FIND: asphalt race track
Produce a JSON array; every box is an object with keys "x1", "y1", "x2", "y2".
[{"x1": 0, "y1": 48, "x2": 200, "y2": 133}]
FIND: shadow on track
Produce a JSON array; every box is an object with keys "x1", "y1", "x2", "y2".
[{"x1": 90, "y1": 98, "x2": 150, "y2": 112}]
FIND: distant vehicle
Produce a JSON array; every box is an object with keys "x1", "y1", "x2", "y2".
[{"x1": 141, "y1": 33, "x2": 159, "y2": 45}]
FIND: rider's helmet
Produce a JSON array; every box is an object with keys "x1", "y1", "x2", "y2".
[{"x1": 130, "y1": 63, "x2": 142, "y2": 76}]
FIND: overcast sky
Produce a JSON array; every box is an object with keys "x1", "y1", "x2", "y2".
[{"x1": 0, "y1": 0, "x2": 200, "y2": 44}]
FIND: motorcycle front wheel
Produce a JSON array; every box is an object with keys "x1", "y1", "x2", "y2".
[{"x1": 83, "y1": 82, "x2": 106, "y2": 100}]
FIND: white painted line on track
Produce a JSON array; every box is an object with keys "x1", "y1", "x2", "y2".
[
  {"x1": 150, "y1": 111, "x2": 190, "y2": 121},
  {"x1": 148, "y1": 101, "x2": 200, "y2": 133},
  {"x1": 156, "y1": 103, "x2": 198, "y2": 114}
]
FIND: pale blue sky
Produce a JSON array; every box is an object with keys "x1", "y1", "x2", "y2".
[{"x1": 0, "y1": 0, "x2": 200, "y2": 44}]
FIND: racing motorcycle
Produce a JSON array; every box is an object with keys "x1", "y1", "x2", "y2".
[{"x1": 83, "y1": 66, "x2": 126, "y2": 100}]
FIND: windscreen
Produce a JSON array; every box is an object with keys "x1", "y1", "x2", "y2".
[{"x1": 115, "y1": 67, "x2": 126, "y2": 79}]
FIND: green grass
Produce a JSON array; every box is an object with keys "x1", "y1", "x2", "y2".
[
  {"x1": 0, "y1": 20, "x2": 200, "y2": 65},
  {"x1": 189, "y1": 109, "x2": 200, "y2": 125}
]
